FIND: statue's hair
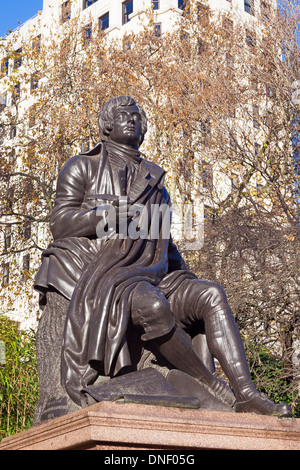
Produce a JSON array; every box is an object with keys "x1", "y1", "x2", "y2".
[{"x1": 98, "y1": 96, "x2": 147, "y2": 144}]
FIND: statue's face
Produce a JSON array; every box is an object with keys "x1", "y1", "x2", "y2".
[{"x1": 109, "y1": 104, "x2": 142, "y2": 148}]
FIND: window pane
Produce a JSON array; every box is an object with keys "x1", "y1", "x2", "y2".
[
  {"x1": 31, "y1": 73, "x2": 39, "y2": 93},
  {"x1": 2, "y1": 263, "x2": 9, "y2": 286},
  {"x1": 32, "y1": 35, "x2": 41, "y2": 52},
  {"x1": 178, "y1": 0, "x2": 188, "y2": 10},
  {"x1": 244, "y1": 0, "x2": 254, "y2": 15},
  {"x1": 123, "y1": 0, "x2": 133, "y2": 24},
  {"x1": 62, "y1": 1, "x2": 71, "y2": 22},
  {"x1": 99, "y1": 12, "x2": 109, "y2": 30},
  {"x1": 83, "y1": 24, "x2": 92, "y2": 45},
  {"x1": 154, "y1": 23, "x2": 161, "y2": 37},
  {"x1": 0, "y1": 58, "x2": 9, "y2": 77},
  {"x1": 13, "y1": 48, "x2": 22, "y2": 69},
  {"x1": 23, "y1": 254, "x2": 30, "y2": 271},
  {"x1": 83, "y1": 0, "x2": 98, "y2": 9},
  {"x1": 0, "y1": 94, "x2": 7, "y2": 111},
  {"x1": 4, "y1": 226, "x2": 11, "y2": 251}
]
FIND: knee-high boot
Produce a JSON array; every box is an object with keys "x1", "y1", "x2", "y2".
[
  {"x1": 204, "y1": 308, "x2": 293, "y2": 417},
  {"x1": 155, "y1": 326, "x2": 236, "y2": 407}
]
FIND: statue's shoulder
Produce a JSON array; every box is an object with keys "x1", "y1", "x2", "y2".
[
  {"x1": 61, "y1": 143, "x2": 103, "y2": 173},
  {"x1": 58, "y1": 154, "x2": 99, "y2": 185},
  {"x1": 142, "y1": 157, "x2": 164, "y2": 174},
  {"x1": 60, "y1": 153, "x2": 89, "y2": 173}
]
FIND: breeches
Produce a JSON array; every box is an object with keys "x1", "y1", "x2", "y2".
[{"x1": 131, "y1": 278, "x2": 230, "y2": 341}]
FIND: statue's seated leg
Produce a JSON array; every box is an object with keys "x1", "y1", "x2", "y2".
[
  {"x1": 131, "y1": 281, "x2": 236, "y2": 407},
  {"x1": 167, "y1": 278, "x2": 293, "y2": 417},
  {"x1": 33, "y1": 289, "x2": 80, "y2": 425}
]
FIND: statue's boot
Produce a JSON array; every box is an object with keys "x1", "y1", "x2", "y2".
[
  {"x1": 235, "y1": 393, "x2": 292, "y2": 417},
  {"x1": 204, "y1": 309, "x2": 293, "y2": 418},
  {"x1": 155, "y1": 326, "x2": 236, "y2": 408}
]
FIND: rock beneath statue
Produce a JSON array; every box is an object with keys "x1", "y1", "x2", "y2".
[
  {"x1": 166, "y1": 369, "x2": 235, "y2": 413},
  {"x1": 82, "y1": 367, "x2": 234, "y2": 413}
]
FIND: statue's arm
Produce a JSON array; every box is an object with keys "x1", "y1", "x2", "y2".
[
  {"x1": 167, "y1": 237, "x2": 189, "y2": 271},
  {"x1": 50, "y1": 156, "x2": 99, "y2": 239}
]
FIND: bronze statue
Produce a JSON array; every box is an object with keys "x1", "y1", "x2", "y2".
[{"x1": 33, "y1": 96, "x2": 292, "y2": 424}]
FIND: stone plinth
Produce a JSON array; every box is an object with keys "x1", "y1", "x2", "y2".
[{"x1": 0, "y1": 401, "x2": 300, "y2": 450}]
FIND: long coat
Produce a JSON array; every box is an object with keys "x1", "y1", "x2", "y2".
[{"x1": 35, "y1": 143, "x2": 196, "y2": 406}]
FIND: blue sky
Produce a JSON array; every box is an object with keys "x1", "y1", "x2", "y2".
[{"x1": 0, "y1": 0, "x2": 43, "y2": 38}]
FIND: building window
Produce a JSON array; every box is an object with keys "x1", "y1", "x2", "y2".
[
  {"x1": 24, "y1": 221, "x2": 31, "y2": 240},
  {"x1": 10, "y1": 124, "x2": 17, "y2": 139},
  {"x1": 204, "y1": 204, "x2": 214, "y2": 221},
  {"x1": 196, "y1": 2, "x2": 210, "y2": 25},
  {"x1": 122, "y1": 0, "x2": 133, "y2": 25},
  {"x1": 244, "y1": 0, "x2": 254, "y2": 15},
  {"x1": 83, "y1": 23, "x2": 92, "y2": 45},
  {"x1": 246, "y1": 29, "x2": 256, "y2": 48},
  {"x1": 178, "y1": 0, "x2": 189, "y2": 10},
  {"x1": 62, "y1": 0, "x2": 71, "y2": 22},
  {"x1": 99, "y1": 12, "x2": 109, "y2": 31},
  {"x1": 8, "y1": 150, "x2": 16, "y2": 167},
  {"x1": 0, "y1": 94, "x2": 7, "y2": 112},
  {"x1": 2, "y1": 263, "x2": 9, "y2": 286},
  {"x1": 13, "y1": 48, "x2": 22, "y2": 69},
  {"x1": 30, "y1": 73, "x2": 39, "y2": 93},
  {"x1": 253, "y1": 105, "x2": 259, "y2": 129},
  {"x1": 4, "y1": 225, "x2": 11, "y2": 252},
  {"x1": 223, "y1": 18, "x2": 233, "y2": 35},
  {"x1": 83, "y1": 0, "x2": 98, "y2": 9},
  {"x1": 261, "y1": 1, "x2": 271, "y2": 21},
  {"x1": 22, "y1": 254, "x2": 30, "y2": 272},
  {"x1": 230, "y1": 174, "x2": 238, "y2": 189},
  {"x1": 197, "y1": 39, "x2": 207, "y2": 54},
  {"x1": 0, "y1": 58, "x2": 9, "y2": 77},
  {"x1": 201, "y1": 162, "x2": 213, "y2": 190},
  {"x1": 152, "y1": 0, "x2": 159, "y2": 9},
  {"x1": 29, "y1": 105, "x2": 36, "y2": 128},
  {"x1": 12, "y1": 84, "x2": 21, "y2": 105},
  {"x1": 123, "y1": 36, "x2": 131, "y2": 51},
  {"x1": 154, "y1": 23, "x2": 161, "y2": 37},
  {"x1": 32, "y1": 35, "x2": 41, "y2": 53}
]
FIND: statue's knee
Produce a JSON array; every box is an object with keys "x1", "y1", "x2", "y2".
[
  {"x1": 193, "y1": 281, "x2": 229, "y2": 319},
  {"x1": 206, "y1": 282, "x2": 227, "y2": 304},
  {"x1": 131, "y1": 281, "x2": 174, "y2": 340},
  {"x1": 132, "y1": 282, "x2": 168, "y2": 311}
]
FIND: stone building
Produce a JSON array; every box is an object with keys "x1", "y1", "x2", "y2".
[{"x1": 0, "y1": 0, "x2": 276, "y2": 329}]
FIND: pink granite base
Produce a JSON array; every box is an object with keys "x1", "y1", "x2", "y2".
[{"x1": 0, "y1": 401, "x2": 299, "y2": 450}]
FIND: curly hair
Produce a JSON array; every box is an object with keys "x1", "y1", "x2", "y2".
[{"x1": 98, "y1": 96, "x2": 148, "y2": 145}]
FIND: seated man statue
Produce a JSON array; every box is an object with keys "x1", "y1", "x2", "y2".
[{"x1": 33, "y1": 95, "x2": 292, "y2": 424}]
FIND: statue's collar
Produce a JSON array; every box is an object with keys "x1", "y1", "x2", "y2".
[
  {"x1": 79, "y1": 142, "x2": 102, "y2": 156},
  {"x1": 79, "y1": 141, "x2": 141, "y2": 163},
  {"x1": 104, "y1": 140, "x2": 141, "y2": 164},
  {"x1": 80, "y1": 141, "x2": 166, "y2": 192}
]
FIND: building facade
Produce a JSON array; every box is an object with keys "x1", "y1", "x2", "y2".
[{"x1": 0, "y1": 0, "x2": 276, "y2": 330}]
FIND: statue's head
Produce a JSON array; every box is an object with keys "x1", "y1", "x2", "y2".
[{"x1": 98, "y1": 96, "x2": 147, "y2": 148}]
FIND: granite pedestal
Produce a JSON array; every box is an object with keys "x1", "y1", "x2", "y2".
[{"x1": 0, "y1": 401, "x2": 299, "y2": 451}]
